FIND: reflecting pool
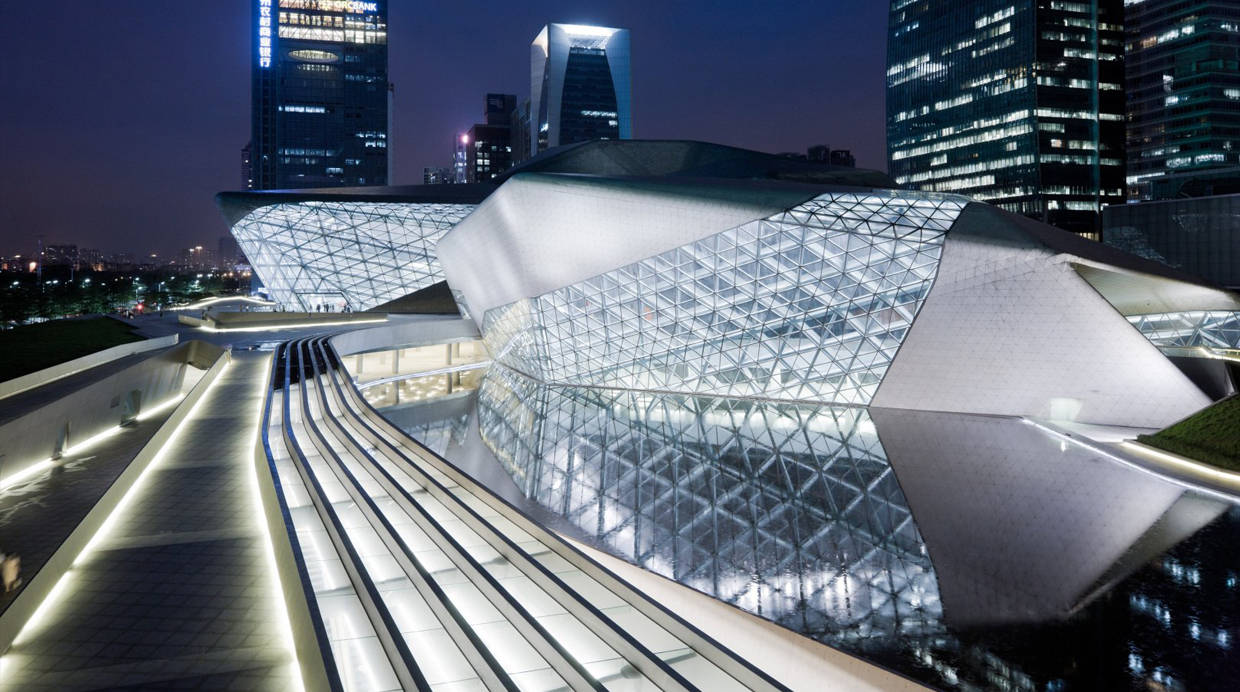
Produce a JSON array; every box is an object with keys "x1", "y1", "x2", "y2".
[{"x1": 377, "y1": 365, "x2": 1240, "y2": 692}]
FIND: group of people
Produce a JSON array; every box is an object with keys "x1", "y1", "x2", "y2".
[{"x1": 312, "y1": 303, "x2": 353, "y2": 313}]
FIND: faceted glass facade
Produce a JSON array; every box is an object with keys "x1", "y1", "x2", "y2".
[
  {"x1": 1125, "y1": 0, "x2": 1240, "y2": 200},
  {"x1": 476, "y1": 365, "x2": 943, "y2": 642},
  {"x1": 887, "y1": 0, "x2": 1125, "y2": 237},
  {"x1": 1128, "y1": 311, "x2": 1240, "y2": 349},
  {"x1": 480, "y1": 193, "x2": 966, "y2": 405},
  {"x1": 231, "y1": 201, "x2": 474, "y2": 311}
]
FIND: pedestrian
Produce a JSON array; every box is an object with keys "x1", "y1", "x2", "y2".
[{"x1": 0, "y1": 549, "x2": 20, "y2": 593}]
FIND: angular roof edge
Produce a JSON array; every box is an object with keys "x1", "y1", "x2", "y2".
[
  {"x1": 214, "y1": 140, "x2": 897, "y2": 226},
  {"x1": 214, "y1": 184, "x2": 496, "y2": 226}
]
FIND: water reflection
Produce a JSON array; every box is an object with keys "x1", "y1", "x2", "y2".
[{"x1": 381, "y1": 365, "x2": 1240, "y2": 691}]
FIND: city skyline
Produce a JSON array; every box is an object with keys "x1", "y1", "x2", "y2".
[{"x1": 0, "y1": 1, "x2": 889, "y2": 258}]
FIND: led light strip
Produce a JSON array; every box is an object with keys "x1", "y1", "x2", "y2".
[
  {"x1": 175, "y1": 295, "x2": 275, "y2": 311},
  {"x1": 0, "y1": 394, "x2": 186, "y2": 491},
  {"x1": 1022, "y1": 418, "x2": 1239, "y2": 503},
  {"x1": 197, "y1": 318, "x2": 387, "y2": 333},
  {"x1": 248, "y1": 355, "x2": 306, "y2": 692},
  {"x1": 1120, "y1": 441, "x2": 1240, "y2": 486},
  {"x1": 1196, "y1": 347, "x2": 1240, "y2": 364}
]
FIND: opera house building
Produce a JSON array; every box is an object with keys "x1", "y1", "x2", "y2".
[{"x1": 192, "y1": 140, "x2": 1240, "y2": 690}]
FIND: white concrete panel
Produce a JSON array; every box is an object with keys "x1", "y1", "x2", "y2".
[
  {"x1": 437, "y1": 174, "x2": 807, "y2": 318},
  {"x1": 872, "y1": 232, "x2": 1211, "y2": 427}
]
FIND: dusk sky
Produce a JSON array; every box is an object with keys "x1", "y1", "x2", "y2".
[{"x1": 0, "y1": 1, "x2": 889, "y2": 258}]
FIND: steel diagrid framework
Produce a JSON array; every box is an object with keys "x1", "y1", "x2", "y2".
[
  {"x1": 481, "y1": 193, "x2": 967, "y2": 404},
  {"x1": 1127, "y1": 311, "x2": 1240, "y2": 349},
  {"x1": 231, "y1": 201, "x2": 475, "y2": 311},
  {"x1": 476, "y1": 365, "x2": 943, "y2": 642}
]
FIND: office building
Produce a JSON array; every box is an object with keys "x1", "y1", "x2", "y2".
[
  {"x1": 510, "y1": 97, "x2": 532, "y2": 164},
  {"x1": 250, "y1": 0, "x2": 389, "y2": 190},
  {"x1": 1125, "y1": 0, "x2": 1240, "y2": 200},
  {"x1": 217, "y1": 235, "x2": 244, "y2": 267},
  {"x1": 886, "y1": 0, "x2": 1126, "y2": 238},
  {"x1": 484, "y1": 92, "x2": 517, "y2": 125},
  {"x1": 465, "y1": 125, "x2": 513, "y2": 183},
  {"x1": 42, "y1": 245, "x2": 77, "y2": 267},
  {"x1": 241, "y1": 141, "x2": 253, "y2": 190},
  {"x1": 423, "y1": 166, "x2": 455, "y2": 185},
  {"x1": 808, "y1": 145, "x2": 857, "y2": 167},
  {"x1": 80, "y1": 248, "x2": 104, "y2": 270},
  {"x1": 465, "y1": 94, "x2": 518, "y2": 183},
  {"x1": 453, "y1": 134, "x2": 468, "y2": 184},
  {"x1": 531, "y1": 24, "x2": 632, "y2": 154},
  {"x1": 108, "y1": 253, "x2": 135, "y2": 268}
]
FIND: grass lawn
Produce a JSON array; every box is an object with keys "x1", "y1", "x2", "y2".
[
  {"x1": 0, "y1": 317, "x2": 146, "y2": 383},
  {"x1": 1137, "y1": 395, "x2": 1240, "y2": 473}
]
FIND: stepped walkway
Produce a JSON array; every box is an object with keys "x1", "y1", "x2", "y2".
[{"x1": 265, "y1": 336, "x2": 790, "y2": 692}]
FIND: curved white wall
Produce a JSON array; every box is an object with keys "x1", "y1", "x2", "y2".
[
  {"x1": 437, "y1": 174, "x2": 811, "y2": 318},
  {"x1": 871, "y1": 231, "x2": 1212, "y2": 427}
]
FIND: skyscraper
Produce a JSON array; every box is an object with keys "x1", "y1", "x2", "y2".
[
  {"x1": 251, "y1": 0, "x2": 389, "y2": 190},
  {"x1": 466, "y1": 94, "x2": 517, "y2": 183},
  {"x1": 453, "y1": 134, "x2": 469, "y2": 184},
  {"x1": 241, "y1": 142, "x2": 254, "y2": 190},
  {"x1": 1124, "y1": 0, "x2": 1240, "y2": 200},
  {"x1": 531, "y1": 24, "x2": 632, "y2": 155},
  {"x1": 510, "y1": 97, "x2": 532, "y2": 165},
  {"x1": 886, "y1": 1, "x2": 1126, "y2": 238}
]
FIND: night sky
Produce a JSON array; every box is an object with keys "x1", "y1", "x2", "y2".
[{"x1": 0, "y1": 1, "x2": 889, "y2": 258}]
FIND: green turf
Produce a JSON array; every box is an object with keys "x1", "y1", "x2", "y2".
[
  {"x1": 0, "y1": 318, "x2": 146, "y2": 383},
  {"x1": 1137, "y1": 395, "x2": 1240, "y2": 472}
]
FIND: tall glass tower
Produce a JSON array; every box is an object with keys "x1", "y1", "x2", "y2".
[
  {"x1": 1125, "y1": 0, "x2": 1240, "y2": 200},
  {"x1": 252, "y1": 0, "x2": 389, "y2": 190},
  {"x1": 531, "y1": 24, "x2": 632, "y2": 155},
  {"x1": 886, "y1": 0, "x2": 1126, "y2": 238}
]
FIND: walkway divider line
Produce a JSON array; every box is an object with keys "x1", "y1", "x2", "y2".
[
  {"x1": 247, "y1": 353, "x2": 306, "y2": 692},
  {"x1": 316, "y1": 339, "x2": 779, "y2": 692},
  {"x1": 327, "y1": 340, "x2": 797, "y2": 692},
  {"x1": 306, "y1": 341, "x2": 600, "y2": 692},
  {"x1": 278, "y1": 340, "x2": 420, "y2": 691},
  {"x1": 257, "y1": 343, "x2": 347, "y2": 692}
]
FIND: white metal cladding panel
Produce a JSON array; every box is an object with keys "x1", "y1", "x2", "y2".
[
  {"x1": 871, "y1": 233, "x2": 1212, "y2": 428},
  {"x1": 232, "y1": 201, "x2": 474, "y2": 311},
  {"x1": 479, "y1": 192, "x2": 968, "y2": 405},
  {"x1": 437, "y1": 175, "x2": 803, "y2": 319}
]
